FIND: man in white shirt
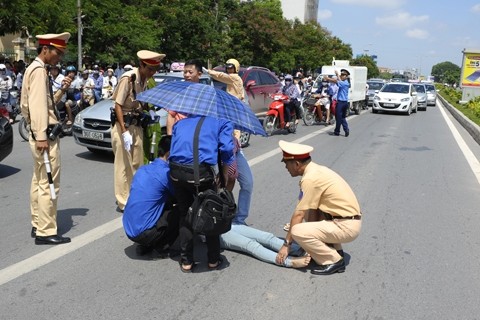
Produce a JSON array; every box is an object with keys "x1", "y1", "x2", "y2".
[{"x1": 79, "y1": 70, "x2": 95, "y2": 106}]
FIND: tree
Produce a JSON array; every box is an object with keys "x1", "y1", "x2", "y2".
[
  {"x1": 431, "y1": 61, "x2": 460, "y2": 84},
  {"x1": 351, "y1": 55, "x2": 379, "y2": 79}
]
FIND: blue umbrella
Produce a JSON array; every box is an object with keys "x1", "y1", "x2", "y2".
[{"x1": 136, "y1": 81, "x2": 266, "y2": 136}]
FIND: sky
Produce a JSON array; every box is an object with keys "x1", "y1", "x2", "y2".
[{"x1": 317, "y1": 0, "x2": 480, "y2": 76}]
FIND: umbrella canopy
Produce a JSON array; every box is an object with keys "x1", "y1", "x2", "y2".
[{"x1": 136, "y1": 81, "x2": 266, "y2": 136}]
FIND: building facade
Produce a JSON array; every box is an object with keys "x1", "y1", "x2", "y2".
[{"x1": 281, "y1": 0, "x2": 319, "y2": 23}]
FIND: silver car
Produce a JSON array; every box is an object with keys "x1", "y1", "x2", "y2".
[
  {"x1": 72, "y1": 72, "x2": 212, "y2": 153},
  {"x1": 412, "y1": 83, "x2": 427, "y2": 111},
  {"x1": 424, "y1": 83, "x2": 437, "y2": 106},
  {"x1": 366, "y1": 80, "x2": 385, "y2": 106}
]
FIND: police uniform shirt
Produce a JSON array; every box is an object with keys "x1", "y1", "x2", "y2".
[
  {"x1": 336, "y1": 79, "x2": 350, "y2": 102},
  {"x1": 122, "y1": 158, "x2": 175, "y2": 238},
  {"x1": 296, "y1": 162, "x2": 360, "y2": 217},
  {"x1": 208, "y1": 69, "x2": 244, "y2": 101},
  {"x1": 169, "y1": 115, "x2": 235, "y2": 166},
  {"x1": 21, "y1": 57, "x2": 58, "y2": 141},
  {"x1": 112, "y1": 68, "x2": 145, "y2": 113}
]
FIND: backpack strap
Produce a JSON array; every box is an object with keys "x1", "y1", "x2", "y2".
[{"x1": 193, "y1": 117, "x2": 206, "y2": 194}]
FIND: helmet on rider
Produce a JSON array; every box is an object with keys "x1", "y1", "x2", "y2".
[
  {"x1": 225, "y1": 58, "x2": 240, "y2": 73},
  {"x1": 284, "y1": 74, "x2": 293, "y2": 83},
  {"x1": 66, "y1": 65, "x2": 76, "y2": 73}
]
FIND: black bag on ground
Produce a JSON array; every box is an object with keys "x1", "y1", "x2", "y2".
[{"x1": 188, "y1": 188, "x2": 236, "y2": 235}]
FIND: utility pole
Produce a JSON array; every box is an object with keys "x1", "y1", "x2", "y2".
[{"x1": 77, "y1": 0, "x2": 82, "y2": 71}]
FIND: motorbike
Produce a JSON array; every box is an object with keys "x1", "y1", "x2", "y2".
[
  {"x1": 262, "y1": 93, "x2": 297, "y2": 136},
  {"x1": 301, "y1": 93, "x2": 336, "y2": 126}
]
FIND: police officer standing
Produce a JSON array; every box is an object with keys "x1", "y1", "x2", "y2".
[
  {"x1": 111, "y1": 50, "x2": 165, "y2": 212},
  {"x1": 21, "y1": 32, "x2": 72, "y2": 244},
  {"x1": 276, "y1": 140, "x2": 362, "y2": 275},
  {"x1": 325, "y1": 69, "x2": 350, "y2": 137}
]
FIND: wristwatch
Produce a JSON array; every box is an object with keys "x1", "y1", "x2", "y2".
[{"x1": 283, "y1": 239, "x2": 292, "y2": 247}]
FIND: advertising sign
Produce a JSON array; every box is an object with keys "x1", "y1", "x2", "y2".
[{"x1": 461, "y1": 51, "x2": 480, "y2": 87}]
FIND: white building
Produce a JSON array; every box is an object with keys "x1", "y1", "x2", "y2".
[{"x1": 281, "y1": 0, "x2": 319, "y2": 23}]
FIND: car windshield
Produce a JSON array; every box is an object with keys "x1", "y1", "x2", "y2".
[
  {"x1": 425, "y1": 85, "x2": 435, "y2": 92},
  {"x1": 382, "y1": 84, "x2": 410, "y2": 94},
  {"x1": 413, "y1": 85, "x2": 425, "y2": 93},
  {"x1": 368, "y1": 82, "x2": 384, "y2": 90}
]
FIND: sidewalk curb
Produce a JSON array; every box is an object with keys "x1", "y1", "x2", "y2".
[{"x1": 437, "y1": 94, "x2": 480, "y2": 146}]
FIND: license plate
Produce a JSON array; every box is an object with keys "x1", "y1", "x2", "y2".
[
  {"x1": 383, "y1": 103, "x2": 395, "y2": 107},
  {"x1": 82, "y1": 130, "x2": 104, "y2": 141}
]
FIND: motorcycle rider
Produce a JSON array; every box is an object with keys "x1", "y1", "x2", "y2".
[
  {"x1": 79, "y1": 70, "x2": 95, "y2": 107},
  {"x1": 0, "y1": 63, "x2": 14, "y2": 123},
  {"x1": 102, "y1": 68, "x2": 117, "y2": 99},
  {"x1": 312, "y1": 80, "x2": 332, "y2": 125},
  {"x1": 281, "y1": 74, "x2": 300, "y2": 127}
]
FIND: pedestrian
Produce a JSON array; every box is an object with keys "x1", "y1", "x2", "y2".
[
  {"x1": 276, "y1": 140, "x2": 362, "y2": 275},
  {"x1": 111, "y1": 50, "x2": 165, "y2": 212},
  {"x1": 20, "y1": 32, "x2": 72, "y2": 244},
  {"x1": 207, "y1": 58, "x2": 253, "y2": 225},
  {"x1": 169, "y1": 111, "x2": 235, "y2": 272},
  {"x1": 122, "y1": 135, "x2": 179, "y2": 257},
  {"x1": 324, "y1": 69, "x2": 350, "y2": 137}
]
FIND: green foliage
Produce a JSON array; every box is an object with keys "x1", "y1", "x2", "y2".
[
  {"x1": 466, "y1": 96, "x2": 480, "y2": 119},
  {"x1": 351, "y1": 55, "x2": 379, "y2": 79},
  {"x1": 2, "y1": 0, "x2": 353, "y2": 73},
  {"x1": 431, "y1": 61, "x2": 460, "y2": 85}
]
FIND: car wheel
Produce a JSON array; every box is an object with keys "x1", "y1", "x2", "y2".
[
  {"x1": 263, "y1": 115, "x2": 276, "y2": 136},
  {"x1": 239, "y1": 131, "x2": 250, "y2": 148}
]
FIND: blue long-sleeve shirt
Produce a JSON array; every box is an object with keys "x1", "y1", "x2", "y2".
[
  {"x1": 123, "y1": 158, "x2": 175, "y2": 238},
  {"x1": 169, "y1": 115, "x2": 235, "y2": 166},
  {"x1": 337, "y1": 79, "x2": 350, "y2": 101}
]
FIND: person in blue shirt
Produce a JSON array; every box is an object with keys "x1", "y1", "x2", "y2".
[
  {"x1": 122, "y1": 135, "x2": 179, "y2": 256},
  {"x1": 324, "y1": 69, "x2": 351, "y2": 137},
  {"x1": 169, "y1": 115, "x2": 235, "y2": 273},
  {"x1": 91, "y1": 66, "x2": 104, "y2": 103}
]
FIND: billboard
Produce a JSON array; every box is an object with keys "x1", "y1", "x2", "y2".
[{"x1": 461, "y1": 50, "x2": 480, "y2": 87}]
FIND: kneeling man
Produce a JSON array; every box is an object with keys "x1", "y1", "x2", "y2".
[
  {"x1": 276, "y1": 140, "x2": 362, "y2": 275},
  {"x1": 122, "y1": 136, "x2": 178, "y2": 256}
]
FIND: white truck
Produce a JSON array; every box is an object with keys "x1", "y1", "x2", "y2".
[{"x1": 314, "y1": 59, "x2": 368, "y2": 115}]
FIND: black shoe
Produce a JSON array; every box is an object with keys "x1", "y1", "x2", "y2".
[
  {"x1": 135, "y1": 244, "x2": 153, "y2": 256},
  {"x1": 31, "y1": 227, "x2": 37, "y2": 238},
  {"x1": 328, "y1": 132, "x2": 340, "y2": 136},
  {"x1": 311, "y1": 258, "x2": 345, "y2": 275},
  {"x1": 337, "y1": 249, "x2": 344, "y2": 258},
  {"x1": 345, "y1": 131, "x2": 350, "y2": 137},
  {"x1": 35, "y1": 235, "x2": 71, "y2": 245},
  {"x1": 116, "y1": 206, "x2": 124, "y2": 213}
]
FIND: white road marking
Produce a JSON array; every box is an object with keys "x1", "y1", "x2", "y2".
[
  {"x1": 0, "y1": 114, "x2": 359, "y2": 286},
  {"x1": 438, "y1": 101, "x2": 480, "y2": 185}
]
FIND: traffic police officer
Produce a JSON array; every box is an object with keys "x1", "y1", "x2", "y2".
[
  {"x1": 111, "y1": 50, "x2": 165, "y2": 212},
  {"x1": 21, "y1": 32, "x2": 72, "y2": 244},
  {"x1": 325, "y1": 69, "x2": 350, "y2": 136},
  {"x1": 276, "y1": 140, "x2": 362, "y2": 275}
]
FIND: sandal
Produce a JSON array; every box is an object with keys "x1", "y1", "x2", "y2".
[
  {"x1": 179, "y1": 261, "x2": 195, "y2": 273},
  {"x1": 66, "y1": 120, "x2": 73, "y2": 126},
  {"x1": 283, "y1": 223, "x2": 290, "y2": 232},
  {"x1": 208, "y1": 257, "x2": 224, "y2": 270}
]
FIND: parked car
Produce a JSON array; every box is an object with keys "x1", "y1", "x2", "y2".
[
  {"x1": 72, "y1": 72, "x2": 212, "y2": 153},
  {"x1": 372, "y1": 82, "x2": 418, "y2": 115},
  {"x1": 412, "y1": 83, "x2": 428, "y2": 111},
  {"x1": 424, "y1": 83, "x2": 437, "y2": 106},
  {"x1": 0, "y1": 115, "x2": 13, "y2": 162},
  {"x1": 366, "y1": 80, "x2": 386, "y2": 106},
  {"x1": 212, "y1": 66, "x2": 282, "y2": 116}
]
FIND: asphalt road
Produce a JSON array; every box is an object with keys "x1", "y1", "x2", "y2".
[{"x1": 1, "y1": 101, "x2": 480, "y2": 320}]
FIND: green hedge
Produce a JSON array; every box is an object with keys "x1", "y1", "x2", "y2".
[{"x1": 437, "y1": 85, "x2": 480, "y2": 126}]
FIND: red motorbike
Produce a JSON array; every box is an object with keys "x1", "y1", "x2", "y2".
[{"x1": 263, "y1": 93, "x2": 297, "y2": 136}]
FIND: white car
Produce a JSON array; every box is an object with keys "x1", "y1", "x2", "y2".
[{"x1": 372, "y1": 82, "x2": 418, "y2": 115}]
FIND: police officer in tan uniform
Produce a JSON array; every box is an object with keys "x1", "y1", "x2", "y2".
[
  {"x1": 21, "y1": 32, "x2": 72, "y2": 244},
  {"x1": 276, "y1": 140, "x2": 362, "y2": 275},
  {"x1": 111, "y1": 50, "x2": 165, "y2": 212}
]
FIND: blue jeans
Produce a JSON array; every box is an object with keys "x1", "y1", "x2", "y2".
[
  {"x1": 334, "y1": 100, "x2": 349, "y2": 135},
  {"x1": 232, "y1": 150, "x2": 253, "y2": 225},
  {"x1": 220, "y1": 225, "x2": 302, "y2": 267},
  {"x1": 93, "y1": 89, "x2": 102, "y2": 103}
]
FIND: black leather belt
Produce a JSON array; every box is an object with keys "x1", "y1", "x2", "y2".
[{"x1": 333, "y1": 215, "x2": 361, "y2": 220}]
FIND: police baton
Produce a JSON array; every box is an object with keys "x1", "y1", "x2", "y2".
[
  {"x1": 149, "y1": 131, "x2": 156, "y2": 164},
  {"x1": 43, "y1": 151, "x2": 57, "y2": 200}
]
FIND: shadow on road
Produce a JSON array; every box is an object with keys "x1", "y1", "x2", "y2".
[
  {"x1": 0, "y1": 164, "x2": 21, "y2": 178},
  {"x1": 57, "y1": 207, "x2": 89, "y2": 234},
  {"x1": 75, "y1": 151, "x2": 114, "y2": 163}
]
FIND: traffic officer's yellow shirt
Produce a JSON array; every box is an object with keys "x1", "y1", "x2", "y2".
[
  {"x1": 21, "y1": 57, "x2": 58, "y2": 141},
  {"x1": 295, "y1": 162, "x2": 360, "y2": 217},
  {"x1": 112, "y1": 68, "x2": 146, "y2": 113},
  {"x1": 208, "y1": 70, "x2": 244, "y2": 101}
]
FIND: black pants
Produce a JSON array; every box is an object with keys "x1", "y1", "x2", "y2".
[
  {"x1": 169, "y1": 162, "x2": 220, "y2": 265},
  {"x1": 284, "y1": 100, "x2": 300, "y2": 123},
  {"x1": 128, "y1": 205, "x2": 179, "y2": 251}
]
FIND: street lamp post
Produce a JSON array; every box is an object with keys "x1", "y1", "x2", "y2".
[{"x1": 77, "y1": 0, "x2": 82, "y2": 71}]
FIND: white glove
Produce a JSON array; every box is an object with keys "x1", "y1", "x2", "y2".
[
  {"x1": 149, "y1": 109, "x2": 156, "y2": 120},
  {"x1": 122, "y1": 131, "x2": 133, "y2": 152}
]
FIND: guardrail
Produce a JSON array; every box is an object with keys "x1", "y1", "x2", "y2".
[{"x1": 437, "y1": 94, "x2": 480, "y2": 146}]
